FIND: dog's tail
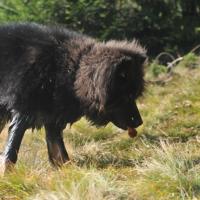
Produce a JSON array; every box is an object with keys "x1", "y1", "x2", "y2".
[{"x1": 0, "y1": 107, "x2": 9, "y2": 134}]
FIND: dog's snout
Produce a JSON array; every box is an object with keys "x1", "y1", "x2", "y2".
[
  {"x1": 133, "y1": 117, "x2": 143, "y2": 128},
  {"x1": 132, "y1": 101, "x2": 143, "y2": 128}
]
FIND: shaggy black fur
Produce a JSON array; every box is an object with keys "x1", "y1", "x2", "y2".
[{"x1": 0, "y1": 23, "x2": 147, "y2": 171}]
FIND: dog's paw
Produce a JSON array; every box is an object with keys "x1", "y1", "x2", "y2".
[
  {"x1": 0, "y1": 154, "x2": 14, "y2": 176},
  {"x1": 0, "y1": 154, "x2": 6, "y2": 176}
]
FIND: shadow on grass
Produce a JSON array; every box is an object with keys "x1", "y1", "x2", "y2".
[
  {"x1": 73, "y1": 155, "x2": 139, "y2": 168},
  {"x1": 139, "y1": 132, "x2": 200, "y2": 144}
]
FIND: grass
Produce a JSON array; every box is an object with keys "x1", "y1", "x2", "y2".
[{"x1": 0, "y1": 58, "x2": 200, "y2": 200}]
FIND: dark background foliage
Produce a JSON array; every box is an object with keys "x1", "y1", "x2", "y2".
[{"x1": 0, "y1": 0, "x2": 199, "y2": 56}]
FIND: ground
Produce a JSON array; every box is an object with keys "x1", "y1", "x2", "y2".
[{"x1": 0, "y1": 58, "x2": 200, "y2": 200}]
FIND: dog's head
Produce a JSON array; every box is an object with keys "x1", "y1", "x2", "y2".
[{"x1": 75, "y1": 40, "x2": 147, "y2": 131}]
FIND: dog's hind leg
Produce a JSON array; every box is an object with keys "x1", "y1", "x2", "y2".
[
  {"x1": 45, "y1": 123, "x2": 69, "y2": 167},
  {"x1": 0, "y1": 111, "x2": 28, "y2": 175}
]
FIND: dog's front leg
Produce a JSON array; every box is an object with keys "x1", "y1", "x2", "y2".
[
  {"x1": 0, "y1": 112, "x2": 28, "y2": 175},
  {"x1": 45, "y1": 123, "x2": 69, "y2": 167}
]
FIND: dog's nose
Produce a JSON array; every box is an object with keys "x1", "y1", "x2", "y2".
[
  {"x1": 132, "y1": 101, "x2": 143, "y2": 128},
  {"x1": 133, "y1": 117, "x2": 143, "y2": 128}
]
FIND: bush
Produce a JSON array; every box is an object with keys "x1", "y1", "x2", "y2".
[
  {"x1": 179, "y1": 53, "x2": 199, "y2": 68},
  {"x1": 0, "y1": 0, "x2": 200, "y2": 56},
  {"x1": 150, "y1": 62, "x2": 168, "y2": 77}
]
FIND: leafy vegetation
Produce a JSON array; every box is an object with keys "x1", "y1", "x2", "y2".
[
  {"x1": 149, "y1": 62, "x2": 167, "y2": 77},
  {"x1": 0, "y1": 0, "x2": 199, "y2": 56},
  {"x1": 179, "y1": 53, "x2": 199, "y2": 69},
  {"x1": 0, "y1": 57, "x2": 200, "y2": 200}
]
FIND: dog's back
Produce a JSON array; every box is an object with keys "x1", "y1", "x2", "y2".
[{"x1": 0, "y1": 23, "x2": 84, "y2": 131}]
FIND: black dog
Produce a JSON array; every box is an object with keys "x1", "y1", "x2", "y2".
[{"x1": 0, "y1": 23, "x2": 146, "y2": 173}]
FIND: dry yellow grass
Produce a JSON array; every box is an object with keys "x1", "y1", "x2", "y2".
[{"x1": 0, "y1": 57, "x2": 200, "y2": 200}]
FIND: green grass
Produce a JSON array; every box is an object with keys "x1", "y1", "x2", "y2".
[{"x1": 0, "y1": 59, "x2": 200, "y2": 200}]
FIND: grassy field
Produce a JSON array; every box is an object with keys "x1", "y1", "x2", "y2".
[{"x1": 0, "y1": 56, "x2": 200, "y2": 200}]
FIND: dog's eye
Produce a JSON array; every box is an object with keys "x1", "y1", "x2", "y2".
[
  {"x1": 129, "y1": 94, "x2": 134, "y2": 100},
  {"x1": 118, "y1": 71, "x2": 127, "y2": 80}
]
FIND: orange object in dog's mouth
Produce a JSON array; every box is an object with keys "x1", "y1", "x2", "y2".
[{"x1": 127, "y1": 127, "x2": 137, "y2": 138}]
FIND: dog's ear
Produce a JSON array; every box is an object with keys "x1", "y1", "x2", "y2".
[
  {"x1": 119, "y1": 53, "x2": 146, "y2": 67},
  {"x1": 98, "y1": 56, "x2": 133, "y2": 111},
  {"x1": 116, "y1": 53, "x2": 146, "y2": 70},
  {"x1": 115, "y1": 57, "x2": 132, "y2": 82},
  {"x1": 135, "y1": 53, "x2": 147, "y2": 66},
  {"x1": 115, "y1": 53, "x2": 146, "y2": 81}
]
